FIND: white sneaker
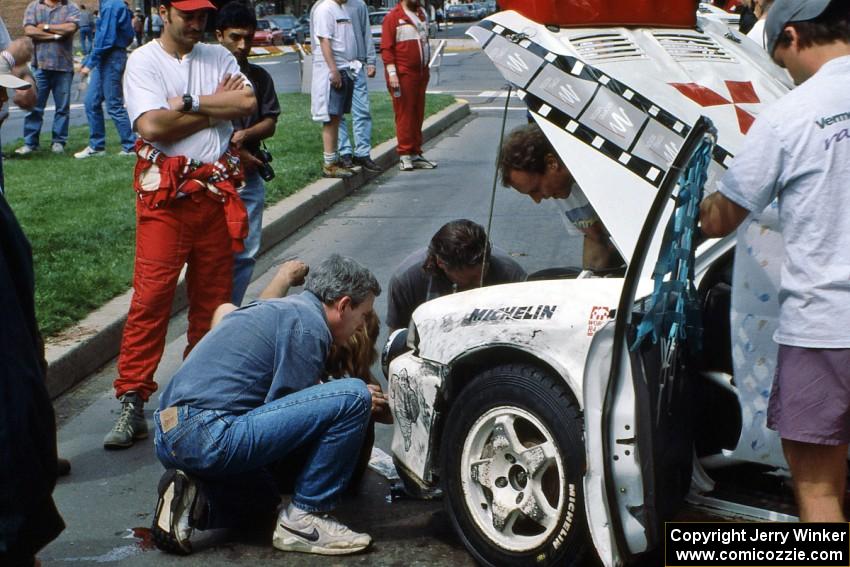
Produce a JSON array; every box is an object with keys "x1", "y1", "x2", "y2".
[
  {"x1": 412, "y1": 154, "x2": 437, "y2": 169},
  {"x1": 118, "y1": 149, "x2": 135, "y2": 156},
  {"x1": 74, "y1": 146, "x2": 106, "y2": 159},
  {"x1": 51, "y1": 142, "x2": 64, "y2": 154},
  {"x1": 14, "y1": 145, "x2": 35, "y2": 155},
  {"x1": 151, "y1": 469, "x2": 199, "y2": 555},
  {"x1": 399, "y1": 155, "x2": 414, "y2": 171},
  {"x1": 273, "y1": 503, "x2": 371, "y2": 555}
]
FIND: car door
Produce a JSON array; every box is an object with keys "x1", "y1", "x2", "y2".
[{"x1": 583, "y1": 117, "x2": 715, "y2": 567}]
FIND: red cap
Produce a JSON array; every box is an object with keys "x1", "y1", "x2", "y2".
[{"x1": 169, "y1": 0, "x2": 217, "y2": 11}]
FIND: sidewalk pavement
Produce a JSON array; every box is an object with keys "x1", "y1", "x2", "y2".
[{"x1": 44, "y1": 100, "x2": 470, "y2": 400}]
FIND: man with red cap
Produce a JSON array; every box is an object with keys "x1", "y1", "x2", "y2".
[
  {"x1": 103, "y1": 0, "x2": 257, "y2": 450},
  {"x1": 381, "y1": 0, "x2": 437, "y2": 171}
]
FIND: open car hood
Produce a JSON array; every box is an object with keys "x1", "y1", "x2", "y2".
[{"x1": 469, "y1": 10, "x2": 790, "y2": 263}]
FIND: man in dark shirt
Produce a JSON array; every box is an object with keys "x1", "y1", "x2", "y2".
[
  {"x1": 216, "y1": 2, "x2": 281, "y2": 305},
  {"x1": 0, "y1": 33, "x2": 65, "y2": 566},
  {"x1": 386, "y1": 219, "x2": 527, "y2": 330}
]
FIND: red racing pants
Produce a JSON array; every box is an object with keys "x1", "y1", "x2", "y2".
[
  {"x1": 391, "y1": 70, "x2": 429, "y2": 156},
  {"x1": 114, "y1": 193, "x2": 233, "y2": 401}
]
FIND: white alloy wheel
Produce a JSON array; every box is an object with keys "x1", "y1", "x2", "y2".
[{"x1": 460, "y1": 405, "x2": 566, "y2": 552}]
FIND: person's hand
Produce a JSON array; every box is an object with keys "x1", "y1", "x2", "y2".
[
  {"x1": 231, "y1": 129, "x2": 248, "y2": 148},
  {"x1": 367, "y1": 384, "x2": 393, "y2": 424},
  {"x1": 329, "y1": 68, "x2": 342, "y2": 89},
  {"x1": 366, "y1": 64, "x2": 376, "y2": 78},
  {"x1": 388, "y1": 72, "x2": 400, "y2": 90},
  {"x1": 215, "y1": 73, "x2": 244, "y2": 93},
  {"x1": 13, "y1": 85, "x2": 36, "y2": 111},
  {"x1": 277, "y1": 259, "x2": 309, "y2": 287},
  {"x1": 80, "y1": 66, "x2": 90, "y2": 77},
  {"x1": 238, "y1": 148, "x2": 263, "y2": 171}
]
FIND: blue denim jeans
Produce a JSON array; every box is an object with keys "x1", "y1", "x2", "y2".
[
  {"x1": 84, "y1": 49, "x2": 136, "y2": 152},
  {"x1": 231, "y1": 170, "x2": 265, "y2": 305},
  {"x1": 337, "y1": 65, "x2": 372, "y2": 159},
  {"x1": 80, "y1": 26, "x2": 94, "y2": 54},
  {"x1": 23, "y1": 69, "x2": 73, "y2": 148},
  {"x1": 154, "y1": 378, "x2": 371, "y2": 525}
]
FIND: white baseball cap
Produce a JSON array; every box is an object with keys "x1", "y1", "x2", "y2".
[{"x1": 0, "y1": 52, "x2": 30, "y2": 90}]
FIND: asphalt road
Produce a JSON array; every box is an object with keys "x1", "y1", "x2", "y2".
[{"x1": 40, "y1": 44, "x2": 581, "y2": 566}]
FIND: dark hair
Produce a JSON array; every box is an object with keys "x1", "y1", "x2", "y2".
[
  {"x1": 216, "y1": 1, "x2": 257, "y2": 31},
  {"x1": 498, "y1": 123, "x2": 560, "y2": 187},
  {"x1": 775, "y1": 1, "x2": 850, "y2": 51},
  {"x1": 424, "y1": 219, "x2": 490, "y2": 273}
]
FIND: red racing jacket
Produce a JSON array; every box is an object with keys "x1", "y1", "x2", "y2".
[{"x1": 380, "y1": 3, "x2": 429, "y2": 75}]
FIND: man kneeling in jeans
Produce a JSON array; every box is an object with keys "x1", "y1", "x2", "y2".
[{"x1": 151, "y1": 254, "x2": 382, "y2": 556}]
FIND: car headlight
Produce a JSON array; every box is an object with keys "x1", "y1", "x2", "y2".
[{"x1": 382, "y1": 327, "x2": 409, "y2": 379}]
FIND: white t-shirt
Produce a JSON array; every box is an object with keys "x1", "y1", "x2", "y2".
[
  {"x1": 311, "y1": 0, "x2": 356, "y2": 70},
  {"x1": 746, "y1": 19, "x2": 766, "y2": 50},
  {"x1": 124, "y1": 41, "x2": 247, "y2": 164},
  {"x1": 554, "y1": 183, "x2": 601, "y2": 236},
  {"x1": 717, "y1": 55, "x2": 850, "y2": 348}
]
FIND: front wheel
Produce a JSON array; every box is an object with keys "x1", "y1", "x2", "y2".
[{"x1": 441, "y1": 364, "x2": 590, "y2": 566}]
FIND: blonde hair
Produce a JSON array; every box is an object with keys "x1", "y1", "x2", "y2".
[{"x1": 327, "y1": 311, "x2": 380, "y2": 384}]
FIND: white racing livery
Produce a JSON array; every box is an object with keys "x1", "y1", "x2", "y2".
[{"x1": 383, "y1": 8, "x2": 795, "y2": 567}]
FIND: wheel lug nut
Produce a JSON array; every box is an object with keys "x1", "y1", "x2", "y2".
[{"x1": 495, "y1": 477, "x2": 508, "y2": 488}]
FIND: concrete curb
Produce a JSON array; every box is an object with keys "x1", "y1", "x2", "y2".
[{"x1": 44, "y1": 100, "x2": 471, "y2": 399}]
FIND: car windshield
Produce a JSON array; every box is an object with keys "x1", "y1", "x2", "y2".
[
  {"x1": 271, "y1": 15, "x2": 296, "y2": 28},
  {"x1": 257, "y1": 20, "x2": 271, "y2": 30},
  {"x1": 370, "y1": 12, "x2": 387, "y2": 25}
]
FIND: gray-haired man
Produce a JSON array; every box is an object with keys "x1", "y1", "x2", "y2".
[{"x1": 151, "y1": 255, "x2": 385, "y2": 556}]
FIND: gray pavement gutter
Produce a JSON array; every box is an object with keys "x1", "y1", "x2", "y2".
[{"x1": 44, "y1": 100, "x2": 471, "y2": 400}]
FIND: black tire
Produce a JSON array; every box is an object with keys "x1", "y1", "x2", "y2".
[{"x1": 441, "y1": 364, "x2": 590, "y2": 567}]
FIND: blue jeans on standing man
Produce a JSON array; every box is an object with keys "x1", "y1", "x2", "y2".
[
  {"x1": 23, "y1": 69, "x2": 73, "y2": 149},
  {"x1": 337, "y1": 65, "x2": 372, "y2": 159},
  {"x1": 153, "y1": 378, "x2": 371, "y2": 527},
  {"x1": 84, "y1": 48, "x2": 136, "y2": 152},
  {"x1": 80, "y1": 26, "x2": 94, "y2": 54},
  {"x1": 231, "y1": 170, "x2": 265, "y2": 305}
]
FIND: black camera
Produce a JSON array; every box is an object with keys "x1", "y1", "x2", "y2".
[{"x1": 254, "y1": 148, "x2": 275, "y2": 182}]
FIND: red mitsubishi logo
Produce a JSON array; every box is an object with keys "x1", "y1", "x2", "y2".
[{"x1": 670, "y1": 81, "x2": 760, "y2": 134}]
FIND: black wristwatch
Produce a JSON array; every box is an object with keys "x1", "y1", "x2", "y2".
[{"x1": 182, "y1": 94, "x2": 193, "y2": 112}]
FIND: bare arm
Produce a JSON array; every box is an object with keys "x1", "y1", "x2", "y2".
[
  {"x1": 318, "y1": 36, "x2": 342, "y2": 88},
  {"x1": 699, "y1": 192, "x2": 750, "y2": 238},
  {"x1": 165, "y1": 74, "x2": 256, "y2": 121},
  {"x1": 231, "y1": 117, "x2": 276, "y2": 147},
  {"x1": 135, "y1": 110, "x2": 211, "y2": 143},
  {"x1": 24, "y1": 26, "x2": 60, "y2": 41},
  {"x1": 259, "y1": 260, "x2": 309, "y2": 299}
]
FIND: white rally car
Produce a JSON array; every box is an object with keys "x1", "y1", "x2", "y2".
[{"x1": 382, "y1": 7, "x2": 796, "y2": 567}]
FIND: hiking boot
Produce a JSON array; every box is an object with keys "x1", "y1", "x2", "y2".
[
  {"x1": 273, "y1": 503, "x2": 371, "y2": 555},
  {"x1": 151, "y1": 469, "x2": 202, "y2": 555},
  {"x1": 14, "y1": 145, "x2": 35, "y2": 155},
  {"x1": 51, "y1": 142, "x2": 65, "y2": 154},
  {"x1": 399, "y1": 155, "x2": 414, "y2": 171},
  {"x1": 338, "y1": 154, "x2": 362, "y2": 172},
  {"x1": 322, "y1": 162, "x2": 355, "y2": 179},
  {"x1": 103, "y1": 392, "x2": 148, "y2": 449},
  {"x1": 74, "y1": 146, "x2": 105, "y2": 159},
  {"x1": 411, "y1": 154, "x2": 437, "y2": 169},
  {"x1": 353, "y1": 155, "x2": 382, "y2": 173}
]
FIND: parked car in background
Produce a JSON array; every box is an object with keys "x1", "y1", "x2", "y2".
[
  {"x1": 483, "y1": 0, "x2": 498, "y2": 15},
  {"x1": 370, "y1": 10, "x2": 389, "y2": 51},
  {"x1": 294, "y1": 14, "x2": 310, "y2": 44},
  {"x1": 266, "y1": 14, "x2": 304, "y2": 44},
  {"x1": 447, "y1": 2, "x2": 486, "y2": 21},
  {"x1": 254, "y1": 18, "x2": 285, "y2": 46}
]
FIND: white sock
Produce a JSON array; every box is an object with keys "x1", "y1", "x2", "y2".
[{"x1": 323, "y1": 152, "x2": 337, "y2": 165}]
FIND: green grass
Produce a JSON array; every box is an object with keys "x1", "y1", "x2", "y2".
[{"x1": 4, "y1": 92, "x2": 455, "y2": 337}]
